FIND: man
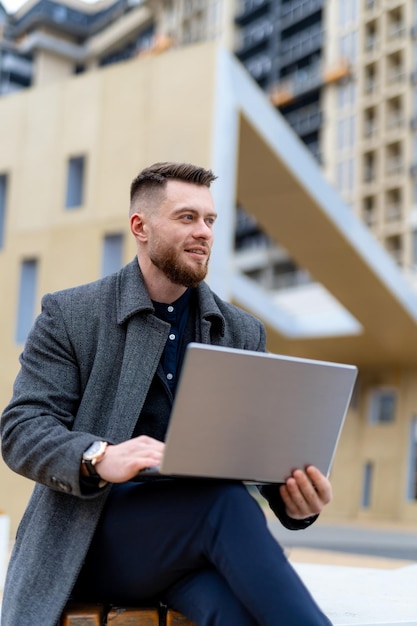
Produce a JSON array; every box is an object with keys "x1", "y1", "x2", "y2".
[{"x1": 1, "y1": 162, "x2": 332, "y2": 626}]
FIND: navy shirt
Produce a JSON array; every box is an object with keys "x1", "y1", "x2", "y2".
[{"x1": 152, "y1": 289, "x2": 192, "y2": 394}]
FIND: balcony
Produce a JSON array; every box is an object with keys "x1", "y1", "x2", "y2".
[
  {"x1": 235, "y1": 19, "x2": 273, "y2": 56},
  {"x1": 285, "y1": 105, "x2": 322, "y2": 136},
  {"x1": 235, "y1": 0, "x2": 270, "y2": 26},
  {"x1": 245, "y1": 54, "x2": 272, "y2": 80},
  {"x1": 364, "y1": 121, "x2": 378, "y2": 139},
  {"x1": 364, "y1": 77, "x2": 378, "y2": 96},
  {"x1": 364, "y1": 36, "x2": 379, "y2": 54},
  {"x1": 364, "y1": 169, "x2": 376, "y2": 184},
  {"x1": 387, "y1": 68, "x2": 406, "y2": 85},
  {"x1": 280, "y1": 0, "x2": 323, "y2": 30},
  {"x1": 270, "y1": 62, "x2": 322, "y2": 106},
  {"x1": 280, "y1": 25, "x2": 323, "y2": 67},
  {"x1": 386, "y1": 114, "x2": 404, "y2": 131},
  {"x1": 385, "y1": 204, "x2": 402, "y2": 221},
  {"x1": 388, "y1": 24, "x2": 406, "y2": 40},
  {"x1": 386, "y1": 157, "x2": 404, "y2": 176}
]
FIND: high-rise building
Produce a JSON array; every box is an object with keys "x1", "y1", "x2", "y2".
[{"x1": 234, "y1": 1, "x2": 417, "y2": 287}]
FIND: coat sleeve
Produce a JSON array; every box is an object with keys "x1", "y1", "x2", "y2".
[
  {"x1": 258, "y1": 484, "x2": 318, "y2": 530},
  {"x1": 0, "y1": 293, "x2": 108, "y2": 499}
]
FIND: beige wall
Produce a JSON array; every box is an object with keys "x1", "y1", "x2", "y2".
[
  {"x1": 0, "y1": 42, "x2": 217, "y2": 534},
  {"x1": 327, "y1": 368, "x2": 417, "y2": 523}
]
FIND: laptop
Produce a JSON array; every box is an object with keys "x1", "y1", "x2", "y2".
[{"x1": 139, "y1": 343, "x2": 358, "y2": 484}]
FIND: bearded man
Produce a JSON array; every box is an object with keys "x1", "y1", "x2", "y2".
[{"x1": 1, "y1": 162, "x2": 333, "y2": 626}]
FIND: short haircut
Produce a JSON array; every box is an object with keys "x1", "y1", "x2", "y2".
[{"x1": 129, "y1": 162, "x2": 217, "y2": 215}]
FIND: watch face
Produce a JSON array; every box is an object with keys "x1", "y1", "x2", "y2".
[{"x1": 84, "y1": 441, "x2": 104, "y2": 459}]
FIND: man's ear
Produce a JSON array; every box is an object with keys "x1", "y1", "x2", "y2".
[{"x1": 130, "y1": 213, "x2": 148, "y2": 242}]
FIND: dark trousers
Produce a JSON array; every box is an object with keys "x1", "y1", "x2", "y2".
[{"x1": 73, "y1": 480, "x2": 332, "y2": 626}]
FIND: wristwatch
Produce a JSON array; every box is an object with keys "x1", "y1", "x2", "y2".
[{"x1": 81, "y1": 441, "x2": 108, "y2": 487}]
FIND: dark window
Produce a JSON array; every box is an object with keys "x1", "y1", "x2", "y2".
[
  {"x1": 361, "y1": 461, "x2": 373, "y2": 508},
  {"x1": 65, "y1": 156, "x2": 85, "y2": 208},
  {"x1": 368, "y1": 388, "x2": 397, "y2": 424},
  {"x1": 101, "y1": 233, "x2": 124, "y2": 277}
]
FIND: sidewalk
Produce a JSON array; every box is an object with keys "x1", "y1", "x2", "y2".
[{"x1": 271, "y1": 519, "x2": 417, "y2": 626}]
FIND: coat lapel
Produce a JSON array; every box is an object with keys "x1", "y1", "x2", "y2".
[{"x1": 106, "y1": 260, "x2": 170, "y2": 442}]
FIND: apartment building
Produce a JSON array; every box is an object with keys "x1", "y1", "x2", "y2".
[{"x1": 234, "y1": 0, "x2": 417, "y2": 281}]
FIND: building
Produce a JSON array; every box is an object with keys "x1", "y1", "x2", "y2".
[
  {"x1": 1, "y1": 1, "x2": 417, "y2": 533},
  {"x1": 234, "y1": 0, "x2": 417, "y2": 284}
]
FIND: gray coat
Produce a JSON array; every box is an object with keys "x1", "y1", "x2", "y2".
[
  {"x1": 1, "y1": 259, "x2": 311, "y2": 626},
  {"x1": 0, "y1": 259, "x2": 267, "y2": 625}
]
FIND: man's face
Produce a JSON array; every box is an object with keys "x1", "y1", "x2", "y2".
[{"x1": 144, "y1": 179, "x2": 217, "y2": 288}]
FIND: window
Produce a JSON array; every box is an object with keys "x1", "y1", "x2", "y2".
[
  {"x1": 385, "y1": 188, "x2": 402, "y2": 221},
  {"x1": 363, "y1": 195, "x2": 376, "y2": 226},
  {"x1": 368, "y1": 388, "x2": 397, "y2": 424},
  {"x1": 16, "y1": 259, "x2": 38, "y2": 344},
  {"x1": 364, "y1": 63, "x2": 377, "y2": 94},
  {"x1": 364, "y1": 151, "x2": 376, "y2": 183},
  {"x1": 407, "y1": 418, "x2": 417, "y2": 500},
  {"x1": 362, "y1": 461, "x2": 373, "y2": 508},
  {"x1": 385, "y1": 234, "x2": 403, "y2": 264},
  {"x1": 65, "y1": 156, "x2": 85, "y2": 209},
  {"x1": 101, "y1": 233, "x2": 124, "y2": 277},
  {"x1": 386, "y1": 142, "x2": 403, "y2": 176},
  {"x1": 0, "y1": 173, "x2": 7, "y2": 249}
]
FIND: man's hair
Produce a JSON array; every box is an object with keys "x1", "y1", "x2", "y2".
[{"x1": 129, "y1": 162, "x2": 217, "y2": 215}]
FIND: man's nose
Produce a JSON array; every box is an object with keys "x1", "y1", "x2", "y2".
[{"x1": 193, "y1": 219, "x2": 212, "y2": 239}]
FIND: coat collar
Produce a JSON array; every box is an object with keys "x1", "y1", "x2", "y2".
[{"x1": 116, "y1": 258, "x2": 225, "y2": 336}]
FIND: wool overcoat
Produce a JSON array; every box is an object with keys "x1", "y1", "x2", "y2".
[{"x1": 0, "y1": 259, "x2": 312, "y2": 626}]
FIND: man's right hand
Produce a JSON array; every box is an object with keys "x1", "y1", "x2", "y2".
[{"x1": 94, "y1": 435, "x2": 165, "y2": 483}]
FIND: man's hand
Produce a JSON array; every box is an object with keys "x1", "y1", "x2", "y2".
[
  {"x1": 279, "y1": 465, "x2": 332, "y2": 520},
  {"x1": 94, "y1": 435, "x2": 165, "y2": 483}
]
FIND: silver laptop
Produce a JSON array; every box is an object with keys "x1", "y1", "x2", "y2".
[{"x1": 140, "y1": 343, "x2": 357, "y2": 484}]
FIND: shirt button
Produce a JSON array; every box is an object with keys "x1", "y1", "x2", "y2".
[
  {"x1": 167, "y1": 373, "x2": 174, "y2": 381},
  {"x1": 169, "y1": 333, "x2": 176, "y2": 340},
  {"x1": 167, "y1": 306, "x2": 174, "y2": 312}
]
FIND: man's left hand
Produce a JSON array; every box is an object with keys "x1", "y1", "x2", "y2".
[{"x1": 279, "y1": 465, "x2": 332, "y2": 520}]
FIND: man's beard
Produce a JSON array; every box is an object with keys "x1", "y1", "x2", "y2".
[{"x1": 150, "y1": 246, "x2": 209, "y2": 288}]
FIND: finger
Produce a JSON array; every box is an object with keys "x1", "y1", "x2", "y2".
[
  {"x1": 305, "y1": 466, "x2": 332, "y2": 505},
  {"x1": 290, "y1": 470, "x2": 321, "y2": 505},
  {"x1": 279, "y1": 479, "x2": 312, "y2": 519},
  {"x1": 280, "y1": 471, "x2": 327, "y2": 519}
]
